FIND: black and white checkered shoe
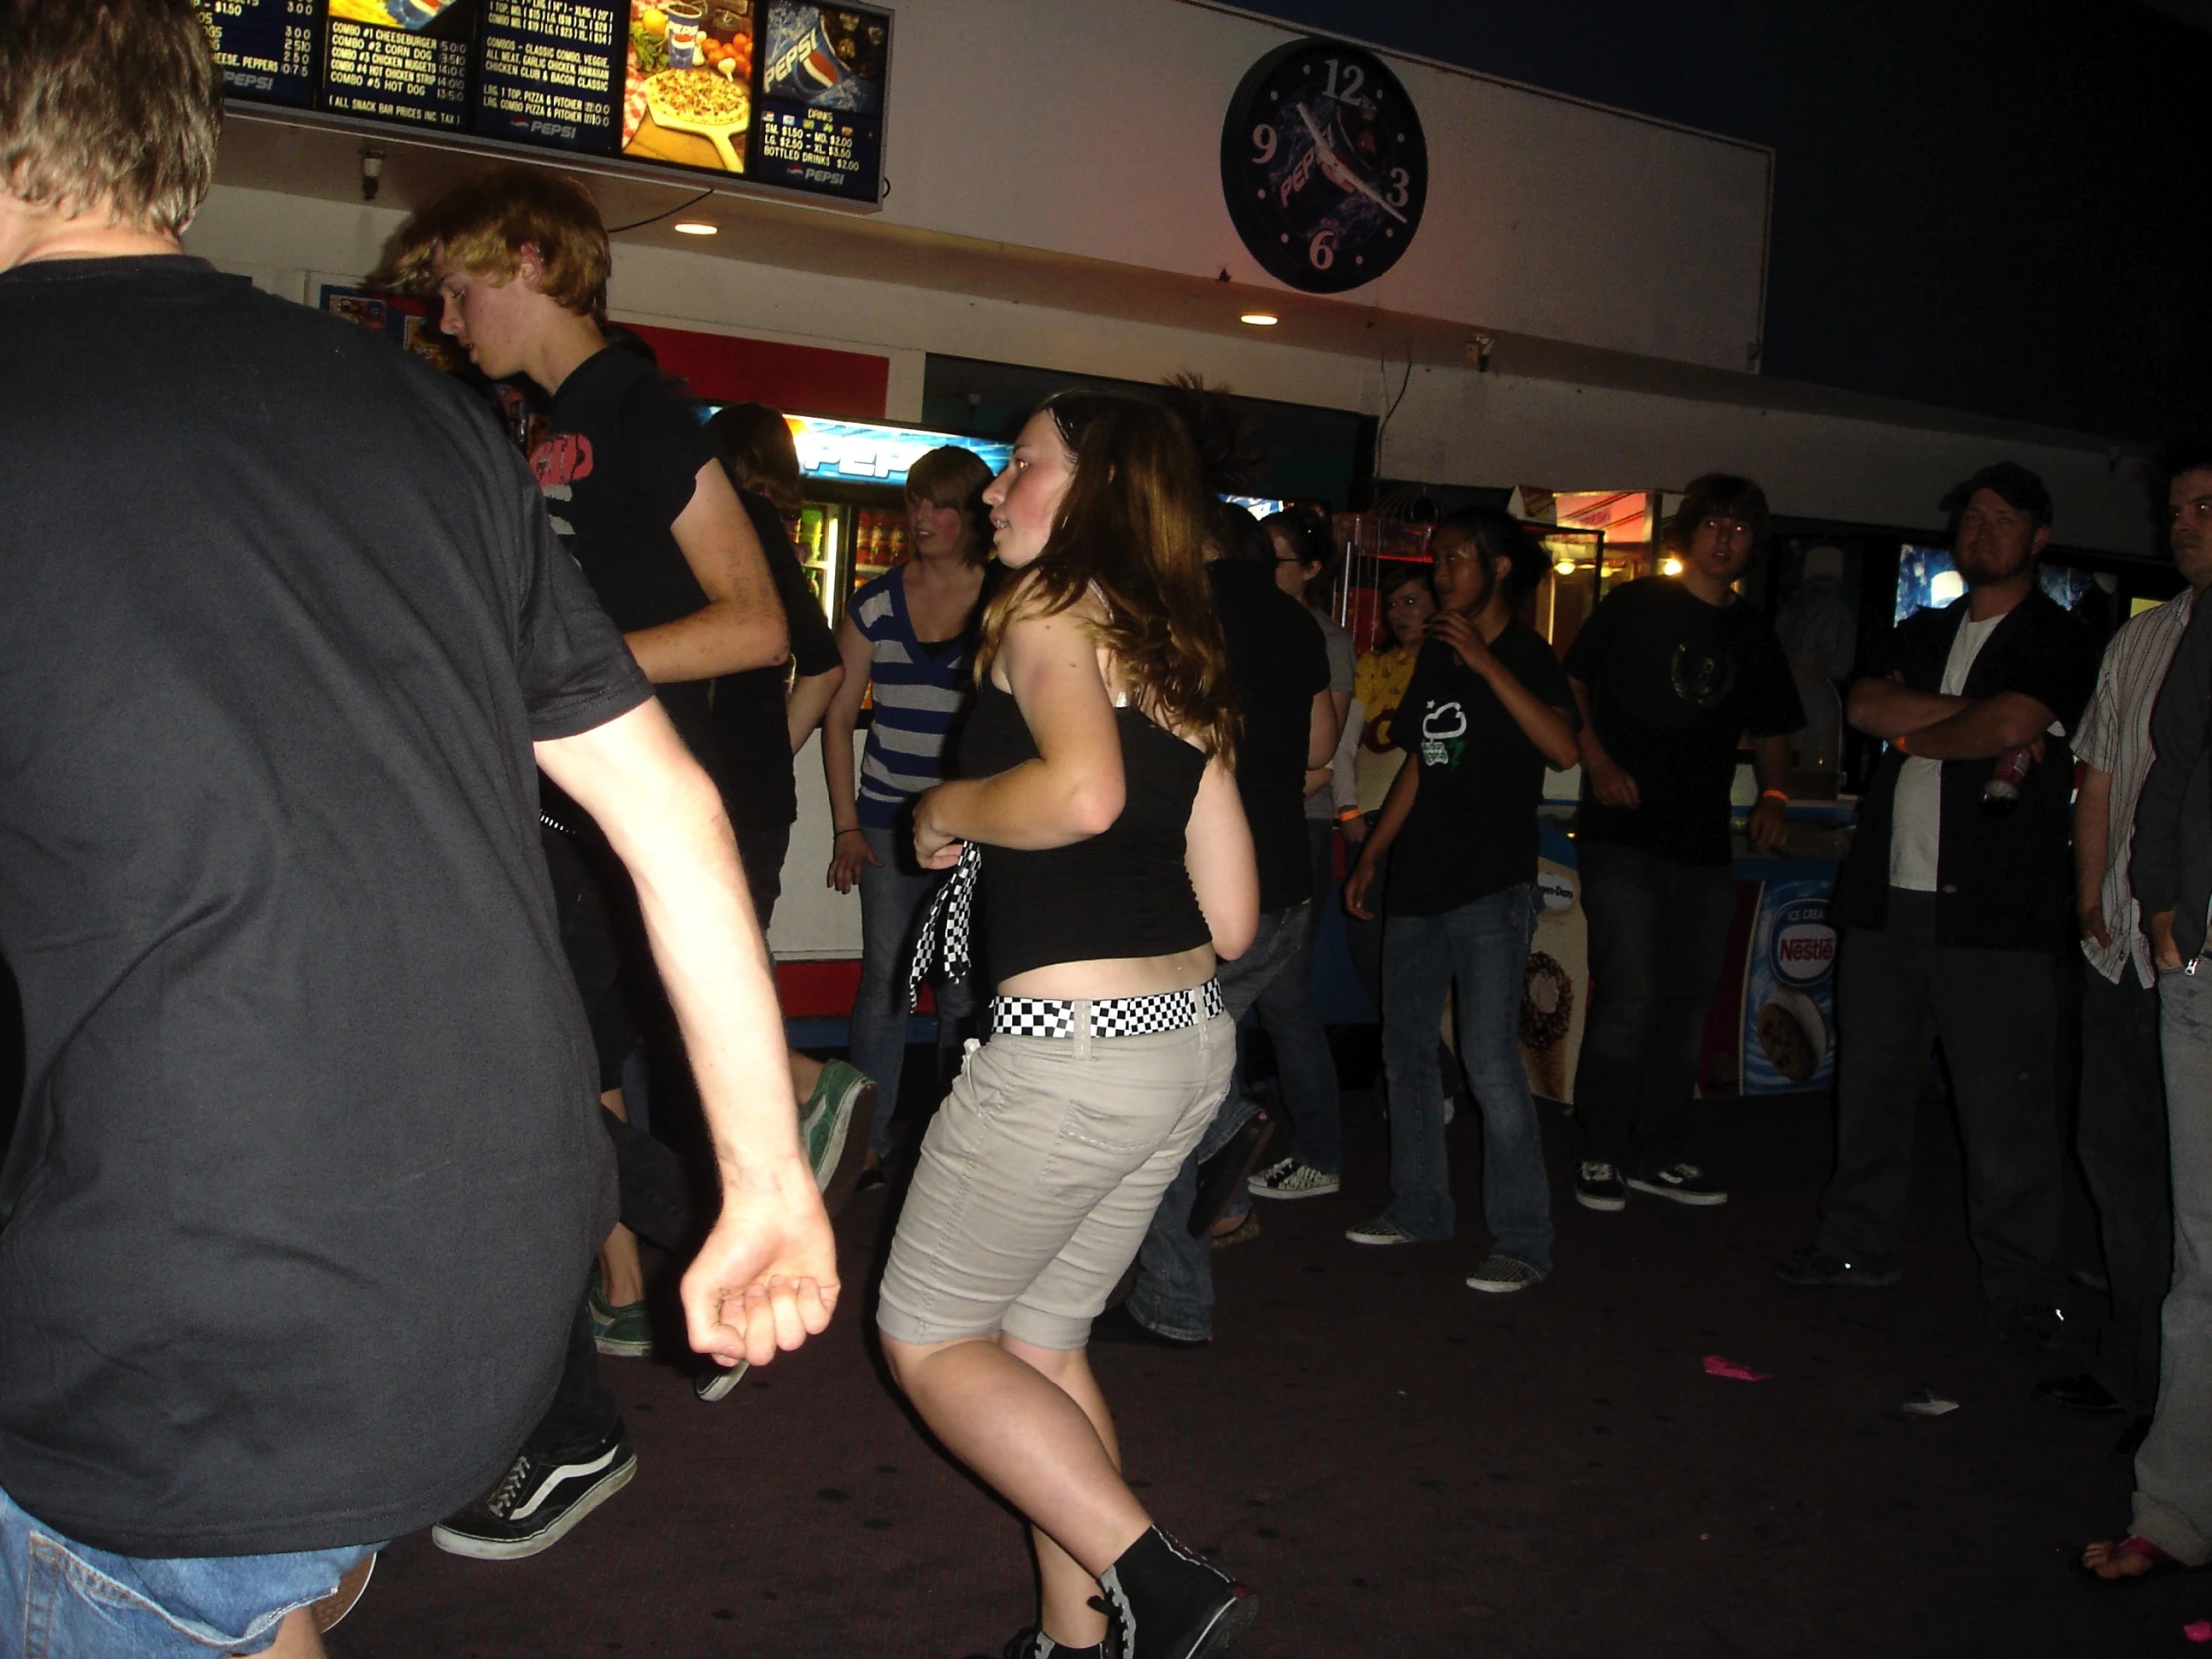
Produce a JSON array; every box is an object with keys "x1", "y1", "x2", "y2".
[{"x1": 990, "y1": 980, "x2": 1226, "y2": 1040}]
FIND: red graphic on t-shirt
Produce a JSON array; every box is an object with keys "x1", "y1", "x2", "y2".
[{"x1": 530, "y1": 432, "x2": 594, "y2": 489}]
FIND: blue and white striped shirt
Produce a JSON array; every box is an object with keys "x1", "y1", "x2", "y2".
[{"x1": 852, "y1": 569, "x2": 977, "y2": 829}]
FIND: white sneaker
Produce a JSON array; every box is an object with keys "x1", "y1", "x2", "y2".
[{"x1": 1246, "y1": 1157, "x2": 1341, "y2": 1200}]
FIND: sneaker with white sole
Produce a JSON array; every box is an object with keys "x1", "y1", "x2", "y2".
[
  {"x1": 1574, "y1": 1162, "x2": 1627, "y2": 1211},
  {"x1": 586, "y1": 1267, "x2": 652, "y2": 1358},
  {"x1": 1465, "y1": 1255, "x2": 1544, "y2": 1294},
  {"x1": 1245, "y1": 1158, "x2": 1340, "y2": 1200},
  {"x1": 431, "y1": 1428, "x2": 636, "y2": 1560},
  {"x1": 1096, "y1": 1525, "x2": 1257, "y2": 1659},
  {"x1": 801, "y1": 1059, "x2": 876, "y2": 1217},
  {"x1": 694, "y1": 1358, "x2": 751, "y2": 1402},
  {"x1": 1344, "y1": 1213, "x2": 1418, "y2": 1246},
  {"x1": 1625, "y1": 1163, "x2": 1727, "y2": 1206}
]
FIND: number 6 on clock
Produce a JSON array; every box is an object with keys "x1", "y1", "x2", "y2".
[{"x1": 1308, "y1": 229, "x2": 1336, "y2": 270}]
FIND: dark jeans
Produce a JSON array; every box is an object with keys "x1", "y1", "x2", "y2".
[
  {"x1": 1124, "y1": 903, "x2": 1309, "y2": 1341},
  {"x1": 1572, "y1": 838, "x2": 1737, "y2": 1174},
  {"x1": 2078, "y1": 967, "x2": 2170, "y2": 1409},
  {"x1": 528, "y1": 1108, "x2": 696, "y2": 1462},
  {"x1": 1814, "y1": 888, "x2": 2063, "y2": 1315},
  {"x1": 1344, "y1": 824, "x2": 1458, "y2": 1096}
]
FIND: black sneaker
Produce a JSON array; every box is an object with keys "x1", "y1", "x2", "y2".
[
  {"x1": 1574, "y1": 1162, "x2": 1627, "y2": 1211},
  {"x1": 430, "y1": 1428, "x2": 636, "y2": 1560},
  {"x1": 1772, "y1": 1247, "x2": 1901, "y2": 1288},
  {"x1": 1096, "y1": 1526, "x2": 1256, "y2": 1659},
  {"x1": 1002, "y1": 1629, "x2": 1104, "y2": 1659},
  {"x1": 1626, "y1": 1163, "x2": 1727, "y2": 1205}
]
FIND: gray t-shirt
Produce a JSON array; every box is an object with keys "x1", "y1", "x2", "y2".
[{"x1": 1306, "y1": 610, "x2": 1358, "y2": 821}]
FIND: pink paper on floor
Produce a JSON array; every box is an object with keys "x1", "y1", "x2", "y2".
[
  {"x1": 2183, "y1": 1620, "x2": 2210, "y2": 1643},
  {"x1": 1702, "y1": 1354, "x2": 1771, "y2": 1382}
]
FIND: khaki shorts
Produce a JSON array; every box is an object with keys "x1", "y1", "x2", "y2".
[{"x1": 877, "y1": 1008, "x2": 1235, "y2": 1350}]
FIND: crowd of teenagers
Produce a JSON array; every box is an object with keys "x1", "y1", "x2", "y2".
[{"x1": 1, "y1": 2, "x2": 2209, "y2": 1655}]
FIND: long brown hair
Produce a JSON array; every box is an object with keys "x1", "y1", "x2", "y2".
[{"x1": 976, "y1": 392, "x2": 1238, "y2": 763}]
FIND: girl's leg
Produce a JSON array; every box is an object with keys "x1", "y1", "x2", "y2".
[
  {"x1": 881, "y1": 1331, "x2": 1148, "y2": 1624},
  {"x1": 1005, "y1": 1336, "x2": 1123, "y2": 1649}
]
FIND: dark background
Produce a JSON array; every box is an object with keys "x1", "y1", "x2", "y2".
[{"x1": 1237, "y1": 0, "x2": 2212, "y2": 444}]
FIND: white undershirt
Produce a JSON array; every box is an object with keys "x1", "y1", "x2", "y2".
[{"x1": 1889, "y1": 613, "x2": 2002, "y2": 891}]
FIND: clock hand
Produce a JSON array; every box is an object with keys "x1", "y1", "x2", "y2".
[{"x1": 1295, "y1": 99, "x2": 1407, "y2": 225}]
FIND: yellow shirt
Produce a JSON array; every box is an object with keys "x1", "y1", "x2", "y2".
[{"x1": 1352, "y1": 644, "x2": 1421, "y2": 813}]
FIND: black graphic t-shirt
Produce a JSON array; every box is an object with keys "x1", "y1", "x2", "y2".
[
  {"x1": 532, "y1": 344, "x2": 724, "y2": 783},
  {"x1": 1386, "y1": 624, "x2": 1573, "y2": 917},
  {"x1": 1563, "y1": 577, "x2": 1804, "y2": 866},
  {"x1": 1209, "y1": 560, "x2": 1332, "y2": 912}
]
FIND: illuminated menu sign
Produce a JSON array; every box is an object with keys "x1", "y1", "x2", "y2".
[
  {"x1": 202, "y1": 0, "x2": 318, "y2": 106},
  {"x1": 321, "y1": 0, "x2": 474, "y2": 129},
  {"x1": 766, "y1": 415, "x2": 1011, "y2": 488},
  {"x1": 748, "y1": 2, "x2": 883, "y2": 201},
  {"x1": 196, "y1": 0, "x2": 890, "y2": 206},
  {"x1": 478, "y1": 0, "x2": 621, "y2": 150}
]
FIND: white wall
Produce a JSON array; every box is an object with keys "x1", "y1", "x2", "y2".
[
  {"x1": 883, "y1": 0, "x2": 1771, "y2": 372},
  {"x1": 185, "y1": 184, "x2": 2154, "y2": 554}
]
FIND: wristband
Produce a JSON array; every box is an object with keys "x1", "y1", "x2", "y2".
[
  {"x1": 1336, "y1": 807, "x2": 1364, "y2": 824},
  {"x1": 1759, "y1": 789, "x2": 1789, "y2": 806},
  {"x1": 834, "y1": 827, "x2": 865, "y2": 838}
]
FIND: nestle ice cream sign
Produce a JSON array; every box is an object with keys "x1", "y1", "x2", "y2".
[{"x1": 1773, "y1": 902, "x2": 1836, "y2": 987}]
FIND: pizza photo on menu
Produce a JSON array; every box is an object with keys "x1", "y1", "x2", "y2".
[{"x1": 623, "y1": 0, "x2": 754, "y2": 171}]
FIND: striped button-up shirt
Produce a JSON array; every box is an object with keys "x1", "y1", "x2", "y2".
[{"x1": 2076, "y1": 587, "x2": 2201, "y2": 986}]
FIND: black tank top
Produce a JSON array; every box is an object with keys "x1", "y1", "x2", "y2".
[{"x1": 958, "y1": 678, "x2": 1210, "y2": 982}]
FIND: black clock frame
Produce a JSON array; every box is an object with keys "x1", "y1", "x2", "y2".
[{"x1": 1220, "y1": 37, "x2": 1429, "y2": 296}]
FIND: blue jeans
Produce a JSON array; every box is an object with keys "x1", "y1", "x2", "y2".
[
  {"x1": 1278, "y1": 818, "x2": 1346, "y2": 1172},
  {"x1": 0, "y1": 1484, "x2": 376, "y2": 1657},
  {"x1": 1124, "y1": 903, "x2": 1310, "y2": 1341},
  {"x1": 852, "y1": 824, "x2": 976, "y2": 1156},
  {"x1": 1381, "y1": 883, "x2": 1554, "y2": 1270}
]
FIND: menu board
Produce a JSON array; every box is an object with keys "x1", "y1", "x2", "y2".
[
  {"x1": 479, "y1": 0, "x2": 622, "y2": 150},
  {"x1": 321, "y1": 0, "x2": 474, "y2": 129},
  {"x1": 202, "y1": 0, "x2": 318, "y2": 106},
  {"x1": 749, "y1": 2, "x2": 885, "y2": 200},
  {"x1": 198, "y1": 0, "x2": 890, "y2": 205}
]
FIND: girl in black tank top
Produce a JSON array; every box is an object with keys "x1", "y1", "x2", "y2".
[{"x1": 875, "y1": 395, "x2": 1263, "y2": 1659}]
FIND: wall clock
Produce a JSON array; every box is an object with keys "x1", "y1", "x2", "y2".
[{"x1": 1220, "y1": 38, "x2": 1429, "y2": 295}]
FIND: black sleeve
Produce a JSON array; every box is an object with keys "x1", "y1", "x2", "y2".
[
  {"x1": 509, "y1": 469, "x2": 653, "y2": 740},
  {"x1": 620, "y1": 373, "x2": 719, "y2": 530},
  {"x1": 740, "y1": 490, "x2": 839, "y2": 676},
  {"x1": 1858, "y1": 605, "x2": 1936, "y2": 688},
  {"x1": 2132, "y1": 598, "x2": 2212, "y2": 918},
  {"x1": 1509, "y1": 627, "x2": 1573, "y2": 711},
  {"x1": 1740, "y1": 616, "x2": 1807, "y2": 737},
  {"x1": 1561, "y1": 586, "x2": 1616, "y2": 686},
  {"x1": 2011, "y1": 609, "x2": 2101, "y2": 735},
  {"x1": 1292, "y1": 604, "x2": 1332, "y2": 698}
]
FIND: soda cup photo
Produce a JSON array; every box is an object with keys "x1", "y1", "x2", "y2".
[{"x1": 664, "y1": 1, "x2": 705, "y2": 68}]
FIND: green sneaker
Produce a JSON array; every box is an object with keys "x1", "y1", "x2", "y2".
[
  {"x1": 587, "y1": 1267, "x2": 653, "y2": 1358},
  {"x1": 799, "y1": 1059, "x2": 876, "y2": 1217}
]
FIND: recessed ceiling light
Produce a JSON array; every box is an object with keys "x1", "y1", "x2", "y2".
[
  {"x1": 1554, "y1": 556, "x2": 1577, "y2": 576},
  {"x1": 673, "y1": 221, "x2": 718, "y2": 236},
  {"x1": 1239, "y1": 312, "x2": 1279, "y2": 326}
]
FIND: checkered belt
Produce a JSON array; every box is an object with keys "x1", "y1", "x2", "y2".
[
  {"x1": 907, "y1": 841, "x2": 981, "y2": 1011},
  {"x1": 989, "y1": 979, "x2": 1226, "y2": 1040}
]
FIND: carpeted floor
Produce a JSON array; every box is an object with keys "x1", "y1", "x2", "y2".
[{"x1": 329, "y1": 1086, "x2": 2207, "y2": 1658}]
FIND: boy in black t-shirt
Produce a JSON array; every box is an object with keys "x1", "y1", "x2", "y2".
[
  {"x1": 1561, "y1": 477, "x2": 1804, "y2": 1213},
  {"x1": 0, "y1": 12, "x2": 832, "y2": 1649},
  {"x1": 1341, "y1": 510, "x2": 1580, "y2": 1289},
  {"x1": 386, "y1": 166, "x2": 869, "y2": 1553}
]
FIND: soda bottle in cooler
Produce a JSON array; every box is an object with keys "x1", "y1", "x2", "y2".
[{"x1": 1981, "y1": 744, "x2": 2034, "y2": 816}]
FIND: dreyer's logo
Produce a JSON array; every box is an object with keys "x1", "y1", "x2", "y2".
[{"x1": 1772, "y1": 897, "x2": 1836, "y2": 987}]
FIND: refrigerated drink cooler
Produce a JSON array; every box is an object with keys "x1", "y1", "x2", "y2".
[{"x1": 711, "y1": 412, "x2": 1012, "y2": 628}]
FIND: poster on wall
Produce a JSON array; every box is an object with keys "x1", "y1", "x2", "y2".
[
  {"x1": 200, "y1": 0, "x2": 319, "y2": 107},
  {"x1": 748, "y1": 2, "x2": 887, "y2": 201},
  {"x1": 620, "y1": 0, "x2": 755, "y2": 170},
  {"x1": 1740, "y1": 871, "x2": 1837, "y2": 1095},
  {"x1": 477, "y1": 0, "x2": 623, "y2": 151},
  {"x1": 320, "y1": 0, "x2": 475, "y2": 129}
]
